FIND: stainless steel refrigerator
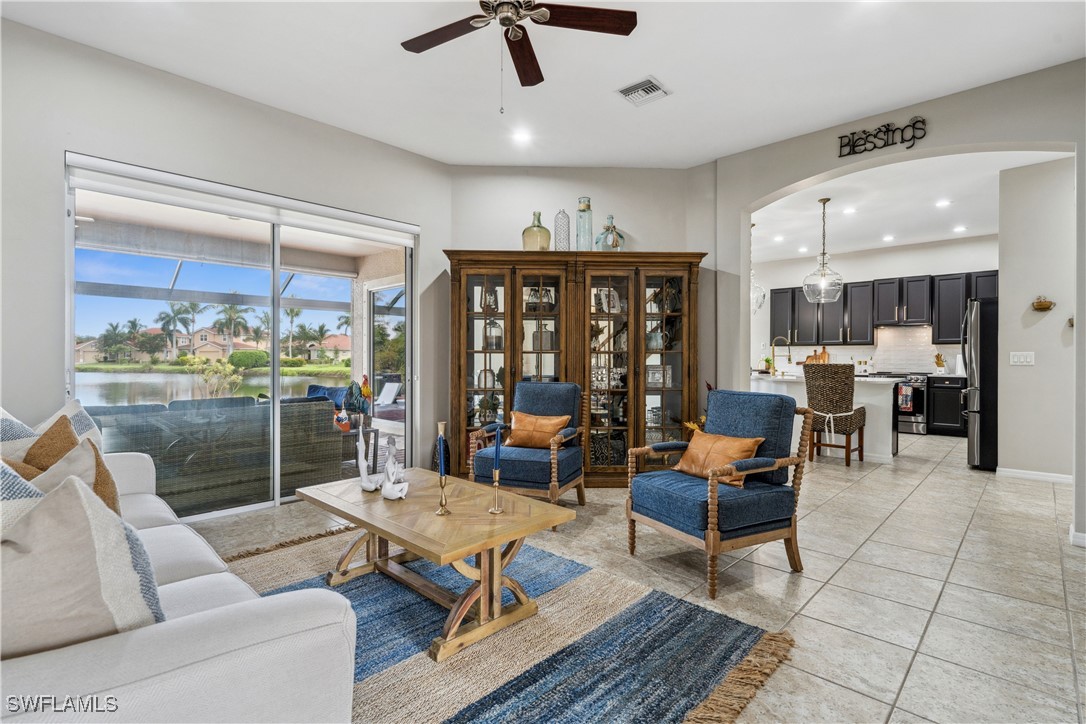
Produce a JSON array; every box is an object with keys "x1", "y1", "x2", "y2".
[{"x1": 962, "y1": 297, "x2": 998, "y2": 470}]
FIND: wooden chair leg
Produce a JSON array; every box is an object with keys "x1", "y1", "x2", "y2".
[
  {"x1": 845, "y1": 433, "x2": 852, "y2": 467},
  {"x1": 627, "y1": 519, "x2": 636, "y2": 555},
  {"x1": 784, "y1": 530, "x2": 803, "y2": 573},
  {"x1": 707, "y1": 553, "x2": 718, "y2": 600},
  {"x1": 858, "y1": 425, "x2": 864, "y2": 462},
  {"x1": 576, "y1": 480, "x2": 587, "y2": 506},
  {"x1": 808, "y1": 431, "x2": 815, "y2": 461}
]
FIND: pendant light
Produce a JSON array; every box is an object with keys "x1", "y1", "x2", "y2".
[
  {"x1": 749, "y1": 224, "x2": 767, "y2": 314},
  {"x1": 802, "y1": 197, "x2": 844, "y2": 303}
]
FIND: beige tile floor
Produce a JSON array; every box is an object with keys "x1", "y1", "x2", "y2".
[{"x1": 192, "y1": 433, "x2": 1085, "y2": 723}]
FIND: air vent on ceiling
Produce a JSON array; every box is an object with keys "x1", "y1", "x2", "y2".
[{"x1": 617, "y1": 76, "x2": 670, "y2": 107}]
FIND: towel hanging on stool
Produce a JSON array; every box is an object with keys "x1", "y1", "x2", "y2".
[{"x1": 898, "y1": 384, "x2": 914, "y2": 412}]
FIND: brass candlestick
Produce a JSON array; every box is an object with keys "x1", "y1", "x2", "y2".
[
  {"x1": 436, "y1": 475, "x2": 450, "y2": 516},
  {"x1": 436, "y1": 421, "x2": 450, "y2": 516},
  {"x1": 488, "y1": 469, "x2": 503, "y2": 515}
]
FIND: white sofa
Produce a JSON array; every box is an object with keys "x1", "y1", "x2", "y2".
[{"x1": 2, "y1": 453, "x2": 357, "y2": 723}]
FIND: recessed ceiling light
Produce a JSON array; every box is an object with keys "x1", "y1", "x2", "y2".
[
  {"x1": 798, "y1": 246, "x2": 808, "y2": 253},
  {"x1": 953, "y1": 225, "x2": 967, "y2": 233},
  {"x1": 512, "y1": 129, "x2": 532, "y2": 145},
  {"x1": 882, "y1": 235, "x2": 894, "y2": 242},
  {"x1": 935, "y1": 199, "x2": 951, "y2": 208},
  {"x1": 843, "y1": 207, "x2": 856, "y2": 214},
  {"x1": 773, "y1": 235, "x2": 784, "y2": 242}
]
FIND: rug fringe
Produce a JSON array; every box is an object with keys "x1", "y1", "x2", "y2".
[
  {"x1": 683, "y1": 631, "x2": 794, "y2": 724},
  {"x1": 222, "y1": 525, "x2": 358, "y2": 563}
]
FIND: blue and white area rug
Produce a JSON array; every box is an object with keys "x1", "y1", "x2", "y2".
[{"x1": 228, "y1": 529, "x2": 793, "y2": 724}]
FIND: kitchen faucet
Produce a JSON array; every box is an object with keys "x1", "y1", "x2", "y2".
[{"x1": 770, "y1": 336, "x2": 792, "y2": 376}]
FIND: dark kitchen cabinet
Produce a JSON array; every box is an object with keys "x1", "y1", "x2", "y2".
[
  {"x1": 769, "y1": 288, "x2": 795, "y2": 343},
  {"x1": 818, "y1": 294, "x2": 846, "y2": 345},
  {"x1": 971, "y1": 270, "x2": 999, "y2": 299},
  {"x1": 793, "y1": 288, "x2": 820, "y2": 345},
  {"x1": 844, "y1": 281, "x2": 875, "y2": 345},
  {"x1": 874, "y1": 278, "x2": 901, "y2": 325},
  {"x1": 928, "y1": 376, "x2": 967, "y2": 436},
  {"x1": 932, "y1": 273, "x2": 969, "y2": 344},
  {"x1": 902, "y1": 275, "x2": 932, "y2": 325}
]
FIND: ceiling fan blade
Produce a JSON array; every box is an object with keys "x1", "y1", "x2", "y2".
[
  {"x1": 504, "y1": 26, "x2": 544, "y2": 87},
  {"x1": 533, "y1": 3, "x2": 637, "y2": 35},
  {"x1": 402, "y1": 16, "x2": 488, "y2": 53}
]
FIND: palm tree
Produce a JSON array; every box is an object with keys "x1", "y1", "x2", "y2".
[
  {"x1": 213, "y1": 299, "x2": 255, "y2": 357},
  {"x1": 98, "y1": 322, "x2": 129, "y2": 362},
  {"x1": 180, "y1": 302, "x2": 209, "y2": 354},
  {"x1": 245, "y1": 325, "x2": 268, "y2": 350},
  {"x1": 336, "y1": 314, "x2": 351, "y2": 334},
  {"x1": 125, "y1": 318, "x2": 145, "y2": 341},
  {"x1": 312, "y1": 323, "x2": 332, "y2": 345},
  {"x1": 283, "y1": 303, "x2": 303, "y2": 357},
  {"x1": 154, "y1": 302, "x2": 187, "y2": 351}
]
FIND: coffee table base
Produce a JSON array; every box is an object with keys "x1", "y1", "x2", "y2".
[{"x1": 325, "y1": 530, "x2": 534, "y2": 661}]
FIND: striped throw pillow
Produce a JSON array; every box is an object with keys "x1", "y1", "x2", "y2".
[{"x1": 0, "y1": 462, "x2": 164, "y2": 660}]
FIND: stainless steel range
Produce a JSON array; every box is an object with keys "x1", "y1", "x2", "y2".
[{"x1": 870, "y1": 372, "x2": 929, "y2": 434}]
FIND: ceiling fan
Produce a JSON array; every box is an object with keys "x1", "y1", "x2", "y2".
[{"x1": 401, "y1": 1, "x2": 637, "y2": 87}]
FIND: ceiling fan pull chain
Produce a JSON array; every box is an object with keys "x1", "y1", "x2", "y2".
[{"x1": 499, "y1": 31, "x2": 505, "y2": 114}]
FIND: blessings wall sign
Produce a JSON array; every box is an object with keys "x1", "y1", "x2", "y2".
[{"x1": 838, "y1": 116, "x2": 927, "y2": 158}]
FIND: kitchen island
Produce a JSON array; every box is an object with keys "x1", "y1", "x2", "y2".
[{"x1": 750, "y1": 373, "x2": 901, "y2": 464}]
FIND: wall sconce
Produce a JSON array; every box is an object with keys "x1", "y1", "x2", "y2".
[{"x1": 1031, "y1": 295, "x2": 1056, "y2": 311}]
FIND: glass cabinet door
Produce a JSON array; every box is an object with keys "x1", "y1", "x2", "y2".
[
  {"x1": 642, "y1": 274, "x2": 686, "y2": 460},
  {"x1": 517, "y1": 272, "x2": 563, "y2": 383},
  {"x1": 464, "y1": 273, "x2": 509, "y2": 455},
  {"x1": 587, "y1": 273, "x2": 632, "y2": 469}
]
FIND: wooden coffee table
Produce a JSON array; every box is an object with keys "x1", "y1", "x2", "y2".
[{"x1": 296, "y1": 468, "x2": 575, "y2": 661}]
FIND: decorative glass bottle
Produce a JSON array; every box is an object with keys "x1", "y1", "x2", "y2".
[
  {"x1": 554, "y1": 209, "x2": 570, "y2": 251},
  {"x1": 521, "y1": 211, "x2": 550, "y2": 251},
  {"x1": 576, "y1": 197, "x2": 593, "y2": 251},
  {"x1": 594, "y1": 215, "x2": 625, "y2": 252}
]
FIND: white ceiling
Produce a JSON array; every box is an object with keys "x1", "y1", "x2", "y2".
[
  {"x1": 3, "y1": 2, "x2": 1083, "y2": 168},
  {"x1": 750, "y1": 150, "x2": 1073, "y2": 263}
]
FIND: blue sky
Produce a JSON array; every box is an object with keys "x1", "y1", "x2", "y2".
[{"x1": 75, "y1": 248, "x2": 353, "y2": 339}]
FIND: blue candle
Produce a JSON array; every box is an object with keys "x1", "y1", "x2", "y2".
[
  {"x1": 493, "y1": 427, "x2": 501, "y2": 470},
  {"x1": 437, "y1": 435, "x2": 446, "y2": 477}
]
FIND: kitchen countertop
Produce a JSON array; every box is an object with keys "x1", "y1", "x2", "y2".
[{"x1": 750, "y1": 372, "x2": 904, "y2": 385}]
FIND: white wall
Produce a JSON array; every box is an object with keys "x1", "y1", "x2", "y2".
[
  {"x1": 998, "y1": 158, "x2": 1077, "y2": 478},
  {"x1": 750, "y1": 236, "x2": 999, "y2": 368},
  {"x1": 0, "y1": 20, "x2": 452, "y2": 465}
]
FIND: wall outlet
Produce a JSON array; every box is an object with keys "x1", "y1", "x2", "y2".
[{"x1": 1010, "y1": 352, "x2": 1035, "y2": 366}]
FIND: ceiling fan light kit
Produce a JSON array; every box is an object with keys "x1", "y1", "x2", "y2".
[{"x1": 402, "y1": 1, "x2": 637, "y2": 87}]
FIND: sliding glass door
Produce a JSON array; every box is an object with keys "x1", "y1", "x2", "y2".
[{"x1": 67, "y1": 156, "x2": 415, "y2": 518}]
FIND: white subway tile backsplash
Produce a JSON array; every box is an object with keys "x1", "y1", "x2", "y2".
[{"x1": 765, "y1": 326, "x2": 960, "y2": 375}]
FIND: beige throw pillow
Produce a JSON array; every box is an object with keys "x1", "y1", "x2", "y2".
[
  {"x1": 673, "y1": 430, "x2": 765, "y2": 482},
  {"x1": 1, "y1": 474, "x2": 163, "y2": 659},
  {"x1": 11, "y1": 437, "x2": 120, "y2": 515}
]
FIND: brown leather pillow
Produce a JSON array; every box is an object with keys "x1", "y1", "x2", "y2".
[
  {"x1": 504, "y1": 411, "x2": 572, "y2": 449},
  {"x1": 673, "y1": 430, "x2": 765, "y2": 482}
]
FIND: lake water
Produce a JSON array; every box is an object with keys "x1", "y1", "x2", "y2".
[{"x1": 74, "y1": 372, "x2": 348, "y2": 407}]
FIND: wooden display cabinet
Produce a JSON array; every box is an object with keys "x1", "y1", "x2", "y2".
[{"x1": 446, "y1": 250, "x2": 706, "y2": 485}]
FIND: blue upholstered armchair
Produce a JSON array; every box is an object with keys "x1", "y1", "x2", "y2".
[
  {"x1": 468, "y1": 382, "x2": 588, "y2": 508},
  {"x1": 626, "y1": 390, "x2": 813, "y2": 599}
]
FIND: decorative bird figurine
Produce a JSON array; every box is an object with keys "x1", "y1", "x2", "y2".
[{"x1": 357, "y1": 442, "x2": 380, "y2": 492}]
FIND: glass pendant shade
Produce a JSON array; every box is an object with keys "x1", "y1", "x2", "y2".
[
  {"x1": 801, "y1": 197, "x2": 844, "y2": 303},
  {"x1": 802, "y1": 254, "x2": 844, "y2": 303},
  {"x1": 750, "y1": 269, "x2": 767, "y2": 314}
]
